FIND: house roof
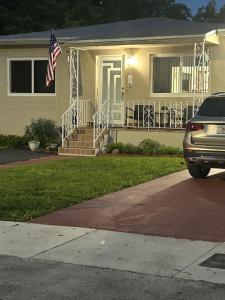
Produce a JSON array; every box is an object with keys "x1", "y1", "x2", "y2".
[{"x1": 0, "y1": 17, "x2": 225, "y2": 45}]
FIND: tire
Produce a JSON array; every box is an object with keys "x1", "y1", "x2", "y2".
[{"x1": 187, "y1": 165, "x2": 210, "y2": 178}]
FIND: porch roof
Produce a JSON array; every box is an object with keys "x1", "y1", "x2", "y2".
[{"x1": 0, "y1": 17, "x2": 225, "y2": 46}]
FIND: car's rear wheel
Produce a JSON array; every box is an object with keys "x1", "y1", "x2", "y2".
[{"x1": 187, "y1": 165, "x2": 210, "y2": 178}]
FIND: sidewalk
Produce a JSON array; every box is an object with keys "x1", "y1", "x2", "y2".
[{"x1": 1, "y1": 221, "x2": 225, "y2": 285}]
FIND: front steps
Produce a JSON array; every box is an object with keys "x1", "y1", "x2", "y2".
[{"x1": 58, "y1": 127, "x2": 100, "y2": 157}]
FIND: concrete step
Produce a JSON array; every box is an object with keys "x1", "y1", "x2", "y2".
[
  {"x1": 67, "y1": 140, "x2": 100, "y2": 148},
  {"x1": 58, "y1": 147, "x2": 96, "y2": 157},
  {"x1": 69, "y1": 133, "x2": 94, "y2": 141},
  {"x1": 73, "y1": 128, "x2": 94, "y2": 134}
]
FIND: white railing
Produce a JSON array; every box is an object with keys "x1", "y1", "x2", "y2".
[
  {"x1": 125, "y1": 100, "x2": 201, "y2": 130},
  {"x1": 61, "y1": 99, "x2": 94, "y2": 147},
  {"x1": 93, "y1": 100, "x2": 110, "y2": 148}
]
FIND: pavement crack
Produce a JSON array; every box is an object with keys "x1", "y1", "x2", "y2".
[
  {"x1": 172, "y1": 242, "x2": 221, "y2": 277},
  {"x1": 29, "y1": 229, "x2": 97, "y2": 259}
]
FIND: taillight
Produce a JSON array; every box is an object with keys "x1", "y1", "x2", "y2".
[{"x1": 186, "y1": 122, "x2": 204, "y2": 132}]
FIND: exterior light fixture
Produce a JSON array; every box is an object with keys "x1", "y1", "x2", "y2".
[
  {"x1": 126, "y1": 55, "x2": 136, "y2": 66},
  {"x1": 126, "y1": 49, "x2": 137, "y2": 66}
]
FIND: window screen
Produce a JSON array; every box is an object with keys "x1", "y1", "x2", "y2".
[
  {"x1": 11, "y1": 61, "x2": 32, "y2": 93},
  {"x1": 34, "y1": 60, "x2": 55, "y2": 93},
  {"x1": 197, "y1": 98, "x2": 225, "y2": 117},
  {"x1": 153, "y1": 57, "x2": 180, "y2": 93},
  {"x1": 152, "y1": 55, "x2": 205, "y2": 94}
]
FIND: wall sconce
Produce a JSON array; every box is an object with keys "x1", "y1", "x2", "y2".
[
  {"x1": 126, "y1": 55, "x2": 136, "y2": 66},
  {"x1": 126, "y1": 49, "x2": 137, "y2": 66}
]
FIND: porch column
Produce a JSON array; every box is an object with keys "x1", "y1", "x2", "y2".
[
  {"x1": 69, "y1": 47, "x2": 80, "y2": 106},
  {"x1": 193, "y1": 40, "x2": 210, "y2": 112}
]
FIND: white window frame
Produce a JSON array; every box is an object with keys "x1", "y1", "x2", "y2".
[
  {"x1": 7, "y1": 57, "x2": 56, "y2": 96},
  {"x1": 150, "y1": 53, "x2": 209, "y2": 98}
]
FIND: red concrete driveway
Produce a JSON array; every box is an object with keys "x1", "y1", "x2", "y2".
[{"x1": 32, "y1": 169, "x2": 225, "y2": 242}]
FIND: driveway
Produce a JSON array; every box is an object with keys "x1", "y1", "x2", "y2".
[
  {"x1": 32, "y1": 169, "x2": 225, "y2": 242},
  {"x1": 0, "y1": 148, "x2": 53, "y2": 164}
]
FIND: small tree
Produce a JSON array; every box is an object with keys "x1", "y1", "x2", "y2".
[{"x1": 24, "y1": 118, "x2": 61, "y2": 147}]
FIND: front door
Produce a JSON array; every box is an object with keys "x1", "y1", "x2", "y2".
[{"x1": 97, "y1": 56, "x2": 124, "y2": 126}]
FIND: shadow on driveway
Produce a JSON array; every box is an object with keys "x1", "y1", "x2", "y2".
[{"x1": 0, "y1": 148, "x2": 54, "y2": 164}]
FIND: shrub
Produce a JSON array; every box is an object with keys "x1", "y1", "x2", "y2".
[
  {"x1": 0, "y1": 134, "x2": 27, "y2": 148},
  {"x1": 105, "y1": 142, "x2": 124, "y2": 153},
  {"x1": 139, "y1": 139, "x2": 161, "y2": 155},
  {"x1": 24, "y1": 118, "x2": 61, "y2": 147},
  {"x1": 121, "y1": 143, "x2": 143, "y2": 154},
  {"x1": 104, "y1": 139, "x2": 183, "y2": 156},
  {"x1": 158, "y1": 145, "x2": 183, "y2": 156}
]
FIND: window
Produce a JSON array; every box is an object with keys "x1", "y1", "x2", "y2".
[
  {"x1": 198, "y1": 98, "x2": 225, "y2": 117},
  {"x1": 152, "y1": 55, "x2": 209, "y2": 95},
  {"x1": 9, "y1": 59, "x2": 55, "y2": 94}
]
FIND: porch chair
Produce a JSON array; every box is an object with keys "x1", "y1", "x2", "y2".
[{"x1": 133, "y1": 105, "x2": 154, "y2": 127}]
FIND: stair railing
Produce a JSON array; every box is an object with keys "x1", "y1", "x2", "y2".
[
  {"x1": 61, "y1": 100, "x2": 79, "y2": 147},
  {"x1": 93, "y1": 100, "x2": 111, "y2": 148},
  {"x1": 61, "y1": 99, "x2": 95, "y2": 147}
]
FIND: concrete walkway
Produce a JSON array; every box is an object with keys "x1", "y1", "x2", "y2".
[
  {"x1": 1, "y1": 221, "x2": 225, "y2": 285},
  {"x1": 33, "y1": 169, "x2": 225, "y2": 242}
]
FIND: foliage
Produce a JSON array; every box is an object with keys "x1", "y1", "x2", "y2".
[
  {"x1": 0, "y1": 134, "x2": 26, "y2": 148},
  {"x1": 1, "y1": 0, "x2": 225, "y2": 36},
  {"x1": 156, "y1": 145, "x2": 183, "y2": 155},
  {"x1": 24, "y1": 118, "x2": 61, "y2": 147},
  {"x1": 105, "y1": 142, "x2": 124, "y2": 153},
  {"x1": 194, "y1": 0, "x2": 217, "y2": 23},
  {"x1": 121, "y1": 143, "x2": 143, "y2": 154},
  {"x1": 105, "y1": 139, "x2": 183, "y2": 156},
  {"x1": 0, "y1": 0, "x2": 192, "y2": 35},
  {"x1": 0, "y1": 156, "x2": 186, "y2": 221},
  {"x1": 139, "y1": 139, "x2": 161, "y2": 155}
]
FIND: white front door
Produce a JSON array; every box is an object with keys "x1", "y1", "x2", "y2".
[{"x1": 97, "y1": 56, "x2": 125, "y2": 126}]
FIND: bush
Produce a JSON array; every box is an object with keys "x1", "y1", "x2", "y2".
[
  {"x1": 105, "y1": 142, "x2": 124, "y2": 153},
  {"x1": 0, "y1": 134, "x2": 27, "y2": 148},
  {"x1": 104, "y1": 139, "x2": 183, "y2": 156},
  {"x1": 158, "y1": 145, "x2": 183, "y2": 156},
  {"x1": 121, "y1": 143, "x2": 143, "y2": 154},
  {"x1": 139, "y1": 139, "x2": 161, "y2": 155},
  {"x1": 24, "y1": 118, "x2": 61, "y2": 147}
]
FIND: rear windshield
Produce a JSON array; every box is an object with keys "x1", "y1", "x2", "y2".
[{"x1": 197, "y1": 97, "x2": 225, "y2": 117}]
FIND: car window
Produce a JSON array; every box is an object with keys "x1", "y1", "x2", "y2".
[{"x1": 197, "y1": 97, "x2": 225, "y2": 117}]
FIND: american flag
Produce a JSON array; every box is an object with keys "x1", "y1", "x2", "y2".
[{"x1": 46, "y1": 29, "x2": 62, "y2": 87}]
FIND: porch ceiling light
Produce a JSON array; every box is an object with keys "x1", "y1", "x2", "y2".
[{"x1": 126, "y1": 55, "x2": 137, "y2": 66}]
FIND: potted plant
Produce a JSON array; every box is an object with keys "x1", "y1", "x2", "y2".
[
  {"x1": 24, "y1": 125, "x2": 40, "y2": 151},
  {"x1": 28, "y1": 138, "x2": 40, "y2": 151},
  {"x1": 24, "y1": 118, "x2": 61, "y2": 152}
]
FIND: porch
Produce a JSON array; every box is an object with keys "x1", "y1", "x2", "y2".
[{"x1": 59, "y1": 38, "x2": 213, "y2": 156}]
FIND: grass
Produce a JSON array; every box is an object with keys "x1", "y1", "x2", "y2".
[{"x1": 0, "y1": 156, "x2": 186, "y2": 222}]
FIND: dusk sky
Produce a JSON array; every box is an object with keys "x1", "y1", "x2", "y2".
[{"x1": 181, "y1": 0, "x2": 225, "y2": 13}]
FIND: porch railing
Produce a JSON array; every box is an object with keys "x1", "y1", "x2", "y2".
[
  {"x1": 125, "y1": 100, "x2": 201, "y2": 130},
  {"x1": 61, "y1": 99, "x2": 94, "y2": 147},
  {"x1": 93, "y1": 100, "x2": 110, "y2": 148}
]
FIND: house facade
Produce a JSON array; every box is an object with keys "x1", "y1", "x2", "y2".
[{"x1": 0, "y1": 18, "x2": 225, "y2": 155}]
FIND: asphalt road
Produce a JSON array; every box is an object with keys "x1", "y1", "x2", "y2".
[
  {"x1": 1, "y1": 255, "x2": 225, "y2": 300},
  {"x1": 0, "y1": 148, "x2": 51, "y2": 164}
]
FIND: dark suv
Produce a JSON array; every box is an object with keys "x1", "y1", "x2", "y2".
[{"x1": 183, "y1": 93, "x2": 225, "y2": 178}]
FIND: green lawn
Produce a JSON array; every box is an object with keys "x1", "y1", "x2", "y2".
[{"x1": 0, "y1": 156, "x2": 186, "y2": 222}]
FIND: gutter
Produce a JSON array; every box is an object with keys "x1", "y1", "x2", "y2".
[
  {"x1": 216, "y1": 28, "x2": 225, "y2": 36},
  {"x1": 0, "y1": 29, "x2": 222, "y2": 47},
  {"x1": 0, "y1": 33, "x2": 207, "y2": 47}
]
